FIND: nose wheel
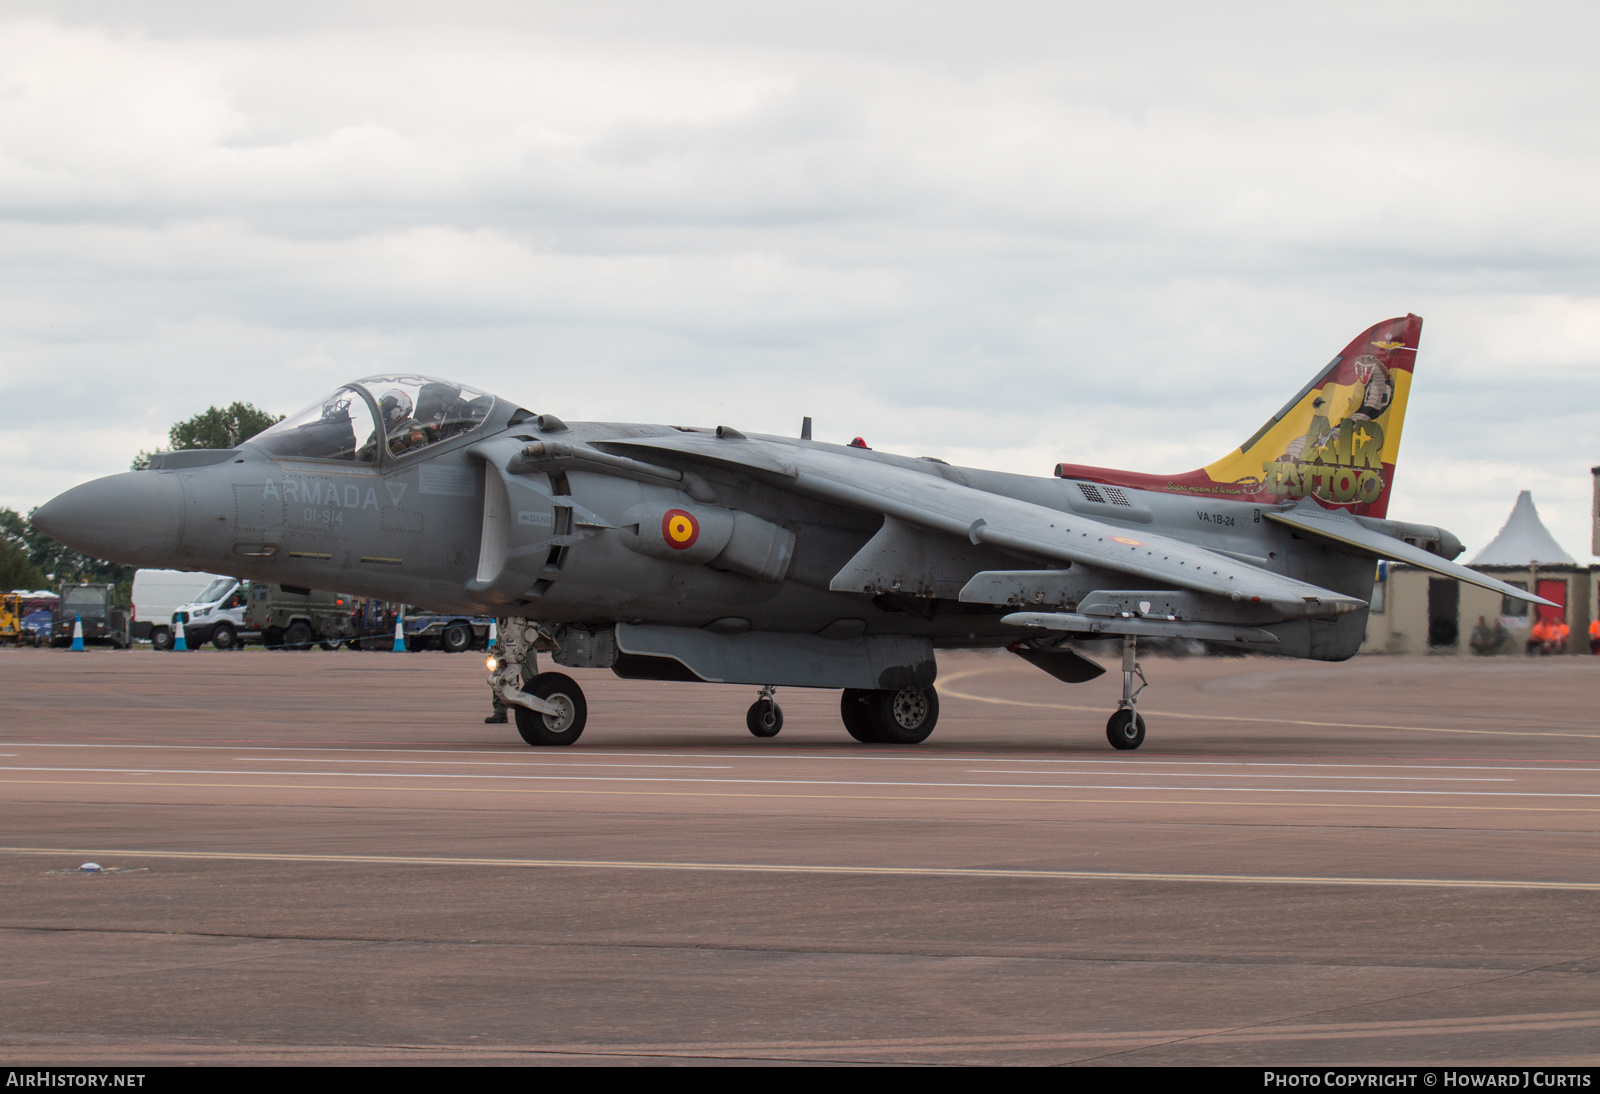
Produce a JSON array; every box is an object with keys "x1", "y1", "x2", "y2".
[
  {"x1": 513, "y1": 672, "x2": 588, "y2": 746},
  {"x1": 1106, "y1": 635, "x2": 1149, "y2": 750},
  {"x1": 746, "y1": 686, "x2": 783, "y2": 737}
]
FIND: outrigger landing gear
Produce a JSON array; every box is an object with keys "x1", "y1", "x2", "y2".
[
  {"x1": 746, "y1": 686, "x2": 783, "y2": 738},
  {"x1": 1106, "y1": 634, "x2": 1148, "y2": 750}
]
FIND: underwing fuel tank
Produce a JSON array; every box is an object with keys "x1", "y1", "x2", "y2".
[{"x1": 617, "y1": 501, "x2": 795, "y2": 582}]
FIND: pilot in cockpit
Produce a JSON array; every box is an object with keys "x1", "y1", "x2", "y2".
[{"x1": 379, "y1": 388, "x2": 431, "y2": 456}]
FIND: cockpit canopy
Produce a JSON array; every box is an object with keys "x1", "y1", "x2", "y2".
[{"x1": 250, "y1": 376, "x2": 496, "y2": 463}]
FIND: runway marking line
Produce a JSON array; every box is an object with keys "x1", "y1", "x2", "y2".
[
  {"x1": 11, "y1": 1007, "x2": 1600, "y2": 1062},
  {"x1": 3, "y1": 845, "x2": 1598, "y2": 891},
  {"x1": 0, "y1": 766, "x2": 1585, "y2": 798},
  {"x1": 387, "y1": 1008, "x2": 1600, "y2": 1056},
  {"x1": 966, "y1": 769, "x2": 1511, "y2": 782},
  {"x1": 935, "y1": 670, "x2": 1600, "y2": 740},
  {"x1": 228, "y1": 759, "x2": 736, "y2": 770},
  {"x1": 411, "y1": 1009, "x2": 1600, "y2": 1057},
  {"x1": 8, "y1": 743, "x2": 1600, "y2": 775},
  {"x1": 7, "y1": 778, "x2": 1600, "y2": 816}
]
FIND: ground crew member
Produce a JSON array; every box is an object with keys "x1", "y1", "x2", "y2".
[
  {"x1": 1548, "y1": 618, "x2": 1570, "y2": 654},
  {"x1": 1527, "y1": 617, "x2": 1550, "y2": 655},
  {"x1": 1469, "y1": 616, "x2": 1503, "y2": 656},
  {"x1": 1589, "y1": 618, "x2": 1600, "y2": 654},
  {"x1": 486, "y1": 631, "x2": 540, "y2": 724}
]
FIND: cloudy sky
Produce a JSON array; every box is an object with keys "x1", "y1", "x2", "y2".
[{"x1": 2, "y1": 0, "x2": 1597, "y2": 558}]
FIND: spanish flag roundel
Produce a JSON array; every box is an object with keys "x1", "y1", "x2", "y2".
[{"x1": 662, "y1": 508, "x2": 700, "y2": 550}]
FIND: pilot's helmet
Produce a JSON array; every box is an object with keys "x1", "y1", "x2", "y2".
[{"x1": 378, "y1": 389, "x2": 413, "y2": 427}]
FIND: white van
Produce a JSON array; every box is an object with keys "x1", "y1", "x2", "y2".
[
  {"x1": 170, "y1": 576, "x2": 253, "y2": 650},
  {"x1": 131, "y1": 569, "x2": 230, "y2": 650}
]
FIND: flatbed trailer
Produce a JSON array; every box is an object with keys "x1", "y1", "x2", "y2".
[{"x1": 401, "y1": 611, "x2": 492, "y2": 653}]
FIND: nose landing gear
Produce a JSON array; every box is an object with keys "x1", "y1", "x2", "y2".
[
  {"x1": 1106, "y1": 635, "x2": 1148, "y2": 750},
  {"x1": 491, "y1": 620, "x2": 588, "y2": 746},
  {"x1": 514, "y1": 672, "x2": 588, "y2": 747}
]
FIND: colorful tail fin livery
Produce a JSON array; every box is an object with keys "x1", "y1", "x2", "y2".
[{"x1": 1055, "y1": 314, "x2": 1421, "y2": 519}]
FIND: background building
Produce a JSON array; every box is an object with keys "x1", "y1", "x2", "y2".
[{"x1": 1361, "y1": 492, "x2": 1595, "y2": 655}]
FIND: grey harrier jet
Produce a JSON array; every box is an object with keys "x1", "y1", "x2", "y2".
[{"x1": 34, "y1": 315, "x2": 1543, "y2": 749}]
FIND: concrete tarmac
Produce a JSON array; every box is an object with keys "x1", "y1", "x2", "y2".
[{"x1": 1, "y1": 645, "x2": 1598, "y2": 1065}]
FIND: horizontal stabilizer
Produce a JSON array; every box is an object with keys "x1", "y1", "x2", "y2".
[
  {"x1": 1002, "y1": 611, "x2": 1280, "y2": 645},
  {"x1": 1265, "y1": 502, "x2": 1556, "y2": 607}
]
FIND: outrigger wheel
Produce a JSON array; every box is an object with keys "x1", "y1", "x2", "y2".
[
  {"x1": 841, "y1": 688, "x2": 877, "y2": 742},
  {"x1": 746, "y1": 700, "x2": 783, "y2": 738},
  {"x1": 1106, "y1": 634, "x2": 1149, "y2": 751},
  {"x1": 513, "y1": 671, "x2": 588, "y2": 746},
  {"x1": 746, "y1": 686, "x2": 783, "y2": 738},
  {"x1": 1106, "y1": 709, "x2": 1146, "y2": 750}
]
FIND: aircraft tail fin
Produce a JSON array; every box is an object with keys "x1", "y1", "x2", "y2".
[{"x1": 1054, "y1": 314, "x2": 1422, "y2": 518}]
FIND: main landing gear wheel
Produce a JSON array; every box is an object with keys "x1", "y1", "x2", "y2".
[
  {"x1": 841, "y1": 688, "x2": 878, "y2": 742},
  {"x1": 513, "y1": 671, "x2": 588, "y2": 746},
  {"x1": 1106, "y1": 709, "x2": 1146, "y2": 750},
  {"x1": 746, "y1": 698, "x2": 783, "y2": 738},
  {"x1": 873, "y1": 685, "x2": 939, "y2": 744},
  {"x1": 840, "y1": 686, "x2": 940, "y2": 744}
]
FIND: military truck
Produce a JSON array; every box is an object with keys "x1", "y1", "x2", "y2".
[
  {"x1": 247, "y1": 584, "x2": 396, "y2": 649},
  {"x1": 50, "y1": 583, "x2": 130, "y2": 648}
]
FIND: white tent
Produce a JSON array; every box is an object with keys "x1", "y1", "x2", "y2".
[{"x1": 1469, "y1": 491, "x2": 1575, "y2": 566}]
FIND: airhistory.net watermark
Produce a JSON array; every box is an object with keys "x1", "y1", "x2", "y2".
[{"x1": 5, "y1": 1075, "x2": 145, "y2": 1088}]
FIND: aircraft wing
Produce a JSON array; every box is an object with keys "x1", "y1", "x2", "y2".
[
  {"x1": 1266, "y1": 501, "x2": 1557, "y2": 607},
  {"x1": 592, "y1": 434, "x2": 1365, "y2": 619}
]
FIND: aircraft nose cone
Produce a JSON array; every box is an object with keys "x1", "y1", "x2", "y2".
[{"x1": 32, "y1": 471, "x2": 185, "y2": 568}]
